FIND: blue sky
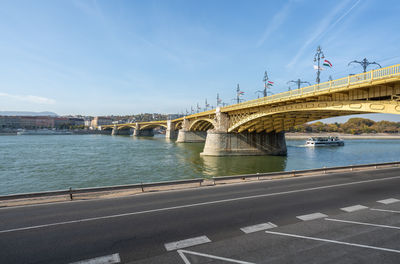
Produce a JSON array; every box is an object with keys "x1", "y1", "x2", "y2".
[{"x1": 1, "y1": 0, "x2": 400, "y2": 121}]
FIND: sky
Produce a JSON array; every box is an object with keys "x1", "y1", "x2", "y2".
[{"x1": 0, "y1": 0, "x2": 400, "y2": 121}]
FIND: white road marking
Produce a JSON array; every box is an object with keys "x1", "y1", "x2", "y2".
[
  {"x1": 69, "y1": 253, "x2": 120, "y2": 264},
  {"x1": 3, "y1": 175, "x2": 400, "y2": 234},
  {"x1": 177, "y1": 249, "x2": 254, "y2": 264},
  {"x1": 165, "y1": 236, "x2": 211, "y2": 251},
  {"x1": 340, "y1": 205, "x2": 368, "y2": 212},
  {"x1": 240, "y1": 222, "x2": 277, "y2": 234},
  {"x1": 371, "y1": 208, "x2": 400, "y2": 214},
  {"x1": 265, "y1": 230, "x2": 400, "y2": 254},
  {"x1": 377, "y1": 198, "x2": 400, "y2": 204},
  {"x1": 325, "y1": 218, "x2": 400, "y2": 230},
  {"x1": 297, "y1": 212, "x2": 328, "y2": 221}
]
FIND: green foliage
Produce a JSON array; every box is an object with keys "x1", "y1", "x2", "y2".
[{"x1": 288, "y1": 118, "x2": 400, "y2": 134}]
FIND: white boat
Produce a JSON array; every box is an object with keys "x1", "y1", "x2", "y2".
[
  {"x1": 17, "y1": 129, "x2": 72, "y2": 135},
  {"x1": 306, "y1": 136, "x2": 344, "y2": 146}
]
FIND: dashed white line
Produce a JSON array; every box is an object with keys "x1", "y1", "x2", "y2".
[
  {"x1": 377, "y1": 198, "x2": 400, "y2": 205},
  {"x1": 325, "y1": 218, "x2": 400, "y2": 230},
  {"x1": 340, "y1": 205, "x2": 368, "y2": 212},
  {"x1": 240, "y1": 222, "x2": 277, "y2": 234},
  {"x1": 296, "y1": 212, "x2": 328, "y2": 221},
  {"x1": 3, "y1": 175, "x2": 400, "y2": 234},
  {"x1": 69, "y1": 253, "x2": 120, "y2": 264},
  {"x1": 265, "y1": 230, "x2": 400, "y2": 254},
  {"x1": 371, "y1": 208, "x2": 400, "y2": 214},
  {"x1": 178, "y1": 249, "x2": 255, "y2": 264},
  {"x1": 165, "y1": 235, "x2": 211, "y2": 251}
]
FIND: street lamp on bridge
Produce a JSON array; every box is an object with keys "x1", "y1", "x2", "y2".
[
  {"x1": 348, "y1": 58, "x2": 382, "y2": 73},
  {"x1": 256, "y1": 71, "x2": 272, "y2": 98},
  {"x1": 216, "y1": 93, "x2": 222, "y2": 107},
  {"x1": 233, "y1": 84, "x2": 245, "y2": 104},
  {"x1": 313, "y1": 45, "x2": 325, "y2": 84},
  {"x1": 287, "y1": 79, "x2": 311, "y2": 90},
  {"x1": 204, "y1": 99, "x2": 210, "y2": 111}
]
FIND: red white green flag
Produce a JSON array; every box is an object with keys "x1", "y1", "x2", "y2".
[
  {"x1": 238, "y1": 91, "x2": 244, "y2": 96},
  {"x1": 323, "y1": 59, "x2": 332, "y2": 67}
]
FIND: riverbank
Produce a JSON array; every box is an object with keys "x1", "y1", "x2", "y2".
[{"x1": 285, "y1": 132, "x2": 400, "y2": 139}]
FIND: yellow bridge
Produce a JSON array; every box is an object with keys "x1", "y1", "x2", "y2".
[{"x1": 102, "y1": 63, "x2": 400, "y2": 156}]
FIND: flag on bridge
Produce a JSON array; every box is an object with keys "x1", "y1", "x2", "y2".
[
  {"x1": 267, "y1": 81, "x2": 274, "y2": 86},
  {"x1": 323, "y1": 59, "x2": 332, "y2": 68},
  {"x1": 238, "y1": 91, "x2": 244, "y2": 96},
  {"x1": 313, "y1": 65, "x2": 324, "y2": 71}
]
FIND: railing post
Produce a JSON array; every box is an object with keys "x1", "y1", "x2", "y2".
[
  {"x1": 370, "y1": 69, "x2": 374, "y2": 81},
  {"x1": 69, "y1": 187, "x2": 73, "y2": 200}
]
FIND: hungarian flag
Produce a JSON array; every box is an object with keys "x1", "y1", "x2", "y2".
[
  {"x1": 323, "y1": 59, "x2": 332, "y2": 67},
  {"x1": 265, "y1": 81, "x2": 274, "y2": 87},
  {"x1": 238, "y1": 91, "x2": 244, "y2": 96}
]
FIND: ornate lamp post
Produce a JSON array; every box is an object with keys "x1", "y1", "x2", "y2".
[
  {"x1": 287, "y1": 79, "x2": 311, "y2": 90},
  {"x1": 216, "y1": 93, "x2": 222, "y2": 107},
  {"x1": 233, "y1": 84, "x2": 244, "y2": 104},
  {"x1": 348, "y1": 58, "x2": 381, "y2": 73},
  {"x1": 314, "y1": 46, "x2": 325, "y2": 84}
]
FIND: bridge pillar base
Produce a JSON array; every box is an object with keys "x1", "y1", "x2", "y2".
[
  {"x1": 176, "y1": 130, "x2": 207, "y2": 143},
  {"x1": 200, "y1": 130, "x2": 287, "y2": 156},
  {"x1": 133, "y1": 129, "x2": 154, "y2": 137},
  {"x1": 166, "y1": 120, "x2": 178, "y2": 139},
  {"x1": 111, "y1": 127, "x2": 132, "y2": 136},
  {"x1": 166, "y1": 130, "x2": 178, "y2": 140}
]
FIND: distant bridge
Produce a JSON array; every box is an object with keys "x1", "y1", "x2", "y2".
[{"x1": 102, "y1": 63, "x2": 400, "y2": 156}]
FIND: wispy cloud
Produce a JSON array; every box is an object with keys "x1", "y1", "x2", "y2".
[
  {"x1": 256, "y1": 1, "x2": 292, "y2": 47},
  {"x1": 0, "y1": 93, "x2": 56, "y2": 104},
  {"x1": 286, "y1": 0, "x2": 361, "y2": 68}
]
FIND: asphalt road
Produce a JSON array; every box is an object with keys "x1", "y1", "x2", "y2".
[{"x1": 1, "y1": 166, "x2": 400, "y2": 263}]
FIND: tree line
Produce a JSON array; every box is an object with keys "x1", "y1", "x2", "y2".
[{"x1": 289, "y1": 118, "x2": 400, "y2": 134}]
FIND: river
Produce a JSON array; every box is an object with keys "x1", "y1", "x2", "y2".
[{"x1": 1, "y1": 134, "x2": 400, "y2": 195}]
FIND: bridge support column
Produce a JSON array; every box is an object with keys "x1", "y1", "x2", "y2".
[
  {"x1": 111, "y1": 125, "x2": 118, "y2": 136},
  {"x1": 133, "y1": 123, "x2": 154, "y2": 137},
  {"x1": 200, "y1": 108, "x2": 287, "y2": 156},
  {"x1": 200, "y1": 131, "x2": 287, "y2": 156},
  {"x1": 166, "y1": 120, "x2": 178, "y2": 140},
  {"x1": 176, "y1": 119, "x2": 207, "y2": 142}
]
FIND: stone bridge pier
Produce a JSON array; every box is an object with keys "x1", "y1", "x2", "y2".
[
  {"x1": 165, "y1": 120, "x2": 178, "y2": 140},
  {"x1": 176, "y1": 119, "x2": 207, "y2": 143},
  {"x1": 133, "y1": 123, "x2": 154, "y2": 137},
  {"x1": 200, "y1": 108, "x2": 287, "y2": 156},
  {"x1": 111, "y1": 125, "x2": 132, "y2": 136}
]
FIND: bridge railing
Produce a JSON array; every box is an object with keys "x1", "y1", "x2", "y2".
[{"x1": 220, "y1": 63, "x2": 400, "y2": 112}]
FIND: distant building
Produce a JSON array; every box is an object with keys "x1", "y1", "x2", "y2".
[
  {"x1": 0, "y1": 116, "x2": 54, "y2": 129},
  {"x1": 68, "y1": 118, "x2": 84, "y2": 126},
  {"x1": 91, "y1": 116, "x2": 113, "y2": 129}
]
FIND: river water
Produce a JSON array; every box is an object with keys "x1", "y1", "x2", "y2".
[{"x1": 1, "y1": 134, "x2": 400, "y2": 195}]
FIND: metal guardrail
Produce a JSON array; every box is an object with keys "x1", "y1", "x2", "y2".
[
  {"x1": 0, "y1": 178, "x2": 204, "y2": 201},
  {"x1": 211, "y1": 161, "x2": 400, "y2": 183},
  {"x1": 1, "y1": 161, "x2": 399, "y2": 202}
]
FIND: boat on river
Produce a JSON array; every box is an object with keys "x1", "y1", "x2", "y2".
[{"x1": 306, "y1": 136, "x2": 344, "y2": 146}]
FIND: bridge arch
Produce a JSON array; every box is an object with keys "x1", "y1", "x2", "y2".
[
  {"x1": 117, "y1": 125, "x2": 136, "y2": 130},
  {"x1": 189, "y1": 118, "x2": 216, "y2": 131},
  {"x1": 228, "y1": 100, "x2": 400, "y2": 133},
  {"x1": 139, "y1": 123, "x2": 167, "y2": 130},
  {"x1": 175, "y1": 121, "x2": 183, "y2": 130}
]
